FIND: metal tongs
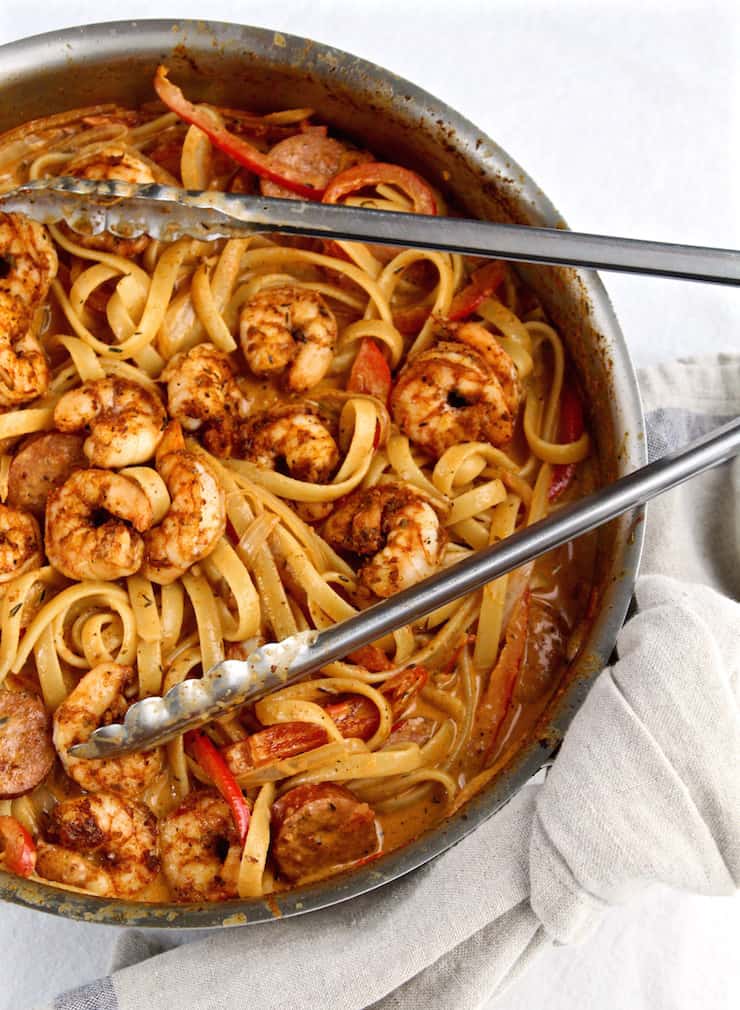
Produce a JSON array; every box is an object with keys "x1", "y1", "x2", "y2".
[
  {"x1": 4, "y1": 176, "x2": 737, "y2": 758},
  {"x1": 1, "y1": 176, "x2": 740, "y2": 284},
  {"x1": 69, "y1": 418, "x2": 740, "y2": 758}
]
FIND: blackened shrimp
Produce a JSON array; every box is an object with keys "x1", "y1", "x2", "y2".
[
  {"x1": 0, "y1": 212, "x2": 57, "y2": 408},
  {"x1": 64, "y1": 146, "x2": 156, "y2": 256},
  {"x1": 52, "y1": 662, "x2": 164, "y2": 797},
  {"x1": 239, "y1": 285, "x2": 336, "y2": 391},
  {"x1": 142, "y1": 421, "x2": 226, "y2": 585},
  {"x1": 159, "y1": 790, "x2": 241, "y2": 902},
  {"x1": 452, "y1": 321, "x2": 521, "y2": 415},
  {"x1": 391, "y1": 322, "x2": 521, "y2": 458},
  {"x1": 36, "y1": 792, "x2": 159, "y2": 898},
  {"x1": 238, "y1": 403, "x2": 338, "y2": 483},
  {"x1": 323, "y1": 482, "x2": 447, "y2": 597},
  {"x1": 44, "y1": 469, "x2": 153, "y2": 581},
  {"x1": 238, "y1": 403, "x2": 339, "y2": 522},
  {"x1": 161, "y1": 342, "x2": 247, "y2": 457},
  {"x1": 0, "y1": 503, "x2": 42, "y2": 583},
  {"x1": 54, "y1": 376, "x2": 166, "y2": 468}
]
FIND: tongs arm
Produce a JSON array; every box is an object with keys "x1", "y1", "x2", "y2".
[{"x1": 2, "y1": 177, "x2": 740, "y2": 285}]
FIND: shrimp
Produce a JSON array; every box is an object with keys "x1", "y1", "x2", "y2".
[
  {"x1": 161, "y1": 342, "x2": 247, "y2": 458},
  {"x1": 0, "y1": 503, "x2": 42, "y2": 584},
  {"x1": 65, "y1": 146, "x2": 156, "y2": 256},
  {"x1": 391, "y1": 322, "x2": 521, "y2": 458},
  {"x1": 35, "y1": 792, "x2": 159, "y2": 898},
  {"x1": 239, "y1": 285, "x2": 336, "y2": 391},
  {"x1": 53, "y1": 662, "x2": 164, "y2": 798},
  {"x1": 238, "y1": 403, "x2": 339, "y2": 522},
  {"x1": 238, "y1": 403, "x2": 338, "y2": 483},
  {"x1": 54, "y1": 376, "x2": 166, "y2": 468},
  {"x1": 452, "y1": 321, "x2": 521, "y2": 415},
  {"x1": 0, "y1": 212, "x2": 57, "y2": 408},
  {"x1": 323, "y1": 482, "x2": 447, "y2": 597},
  {"x1": 159, "y1": 790, "x2": 241, "y2": 902},
  {"x1": 44, "y1": 469, "x2": 153, "y2": 581},
  {"x1": 142, "y1": 421, "x2": 226, "y2": 585}
]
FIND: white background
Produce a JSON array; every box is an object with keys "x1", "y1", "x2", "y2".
[{"x1": 0, "y1": 2, "x2": 738, "y2": 1008}]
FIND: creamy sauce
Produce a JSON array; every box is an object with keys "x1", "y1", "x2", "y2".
[{"x1": 379, "y1": 461, "x2": 599, "y2": 854}]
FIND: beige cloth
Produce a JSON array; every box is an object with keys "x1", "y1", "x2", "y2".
[{"x1": 46, "y1": 356, "x2": 740, "y2": 1010}]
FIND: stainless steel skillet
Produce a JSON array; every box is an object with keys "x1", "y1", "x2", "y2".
[{"x1": 0, "y1": 19, "x2": 646, "y2": 927}]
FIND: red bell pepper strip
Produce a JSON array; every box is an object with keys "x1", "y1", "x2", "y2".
[
  {"x1": 186, "y1": 729, "x2": 251, "y2": 844},
  {"x1": 347, "y1": 339, "x2": 392, "y2": 406},
  {"x1": 447, "y1": 260, "x2": 506, "y2": 321},
  {"x1": 153, "y1": 66, "x2": 325, "y2": 201},
  {"x1": 479, "y1": 591, "x2": 531, "y2": 765},
  {"x1": 548, "y1": 382, "x2": 585, "y2": 502},
  {"x1": 323, "y1": 163, "x2": 437, "y2": 215},
  {"x1": 347, "y1": 644, "x2": 393, "y2": 672},
  {"x1": 392, "y1": 261, "x2": 506, "y2": 334},
  {"x1": 0, "y1": 815, "x2": 36, "y2": 877}
]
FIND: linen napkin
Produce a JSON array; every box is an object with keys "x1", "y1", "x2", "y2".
[{"x1": 43, "y1": 355, "x2": 740, "y2": 1010}]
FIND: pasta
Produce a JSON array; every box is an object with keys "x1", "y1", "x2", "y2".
[{"x1": 0, "y1": 70, "x2": 596, "y2": 903}]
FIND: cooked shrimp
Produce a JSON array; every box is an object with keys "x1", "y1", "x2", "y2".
[
  {"x1": 54, "y1": 376, "x2": 166, "y2": 468},
  {"x1": 53, "y1": 662, "x2": 164, "y2": 798},
  {"x1": 65, "y1": 146, "x2": 156, "y2": 256},
  {"x1": 238, "y1": 403, "x2": 338, "y2": 483},
  {"x1": 452, "y1": 321, "x2": 521, "y2": 414},
  {"x1": 45, "y1": 469, "x2": 153, "y2": 581},
  {"x1": 36, "y1": 792, "x2": 159, "y2": 898},
  {"x1": 0, "y1": 504, "x2": 42, "y2": 584},
  {"x1": 0, "y1": 212, "x2": 57, "y2": 408},
  {"x1": 161, "y1": 342, "x2": 247, "y2": 457},
  {"x1": 391, "y1": 325, "x2": 520, "y2": 458},
  {"x1": 159, "y1": 789, "x2": 241, "y2": 902},
  {"x1": 239, "y1": 285, "x2": 336, "y2": 391},
  {"x1": 323, "y1": 482, "x2": 447, "y2": 597},
  {"x1": 142, "y1": 421, "x2": 226, "y2": 585},
  {"x1": 238, "y1": 403, "x2": 339, "y2": 522}
]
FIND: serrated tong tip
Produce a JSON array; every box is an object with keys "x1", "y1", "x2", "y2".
[{"x1": 69, "y1": 631, "x2": 319, "y2": 759}]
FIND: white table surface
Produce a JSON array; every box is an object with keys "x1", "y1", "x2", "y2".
[{"x1": 0, "y1": 2, "x2": 738, "y2": 1008}]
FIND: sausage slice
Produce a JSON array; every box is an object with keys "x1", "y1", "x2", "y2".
[
  {"x1": 0, "y1": 687, "x2": 55, "y2": 798},
  {"x1": 271, "y1": 783, "x2": 379, "y2": 881},
  {"x1": 7, "y1": 432, "x2": 86, "y2": 516},
  {"x1": 261, "y1": 133, "x2": 370, "y2": 200}
]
